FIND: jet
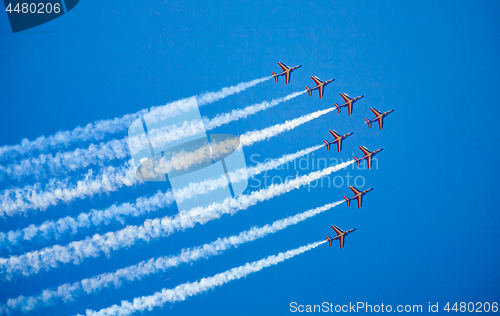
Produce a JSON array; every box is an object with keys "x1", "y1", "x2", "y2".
[
  {"x1": 324, "y1": 130, "x2": 354, "y2": 152},
  {"x1": 334, "y1": 93, "x2": 365, "y2": 116},
  {"x1": 272, "y1": 62, "x2": 302, "y2": 85},
  {"x1": 326, "y1": 225, "x2": 357, "y2": 249},
  {"x1": 344, "y1": 185, "x2": 374, "y2": 209},
  {"x1": 305, "y1": 76, "x2": 335, "y2": 99},
  {"x1": 353, "y1": 146, "x2": 384, "y2": 169},
  {"x1": 365, "y1": 108, "x2": 395, "y2": 130}
]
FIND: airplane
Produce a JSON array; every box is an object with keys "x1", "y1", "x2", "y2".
[
  {"x1": 353, "y1": 146, "x2": 384, "y2": 169},
  {"x1": 334, "y1": 93, "x2": 365, "y2": 116},
  {"x1": 344, "y1": 185, "x2": 374, "y2": 209},
  {"x1": 326, "y1": 225, "x2": 356, "y2": 249},
  {"x1": 272, "y1": 62, "x2": 302, "y2": 85},
  {"x1": 305, "y1": 76, "x2": 335, "y2": 99},
  {"x1": 365, "y1": 108, "x2": 395, "y2": 130},
  {"x1": 323, "y1": 130, "x2": 354, "y2": 152}
]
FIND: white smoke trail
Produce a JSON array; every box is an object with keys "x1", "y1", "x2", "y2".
[
  {"x1": 80, "y1": 240, "x2": 327, "y2": 316},
  {"x1": 2, "y1": 201, "x2": 341, "y2": 313},
  {"x1": 0, "y1": 138, "x2": 131, "y2": 182},
  {"x1": 130, "y1": 90, "x2": 307, "y2": 154},
  {"x1": 160, "y1": 105, "x2": 334, "y2": 175},
  {"x1": 0, "y1": 83, "x2": 294, "y2": 183},
  {"x1": 0, "y1": 160, "x2": 140, "y2": 218},
  {"x1": 0, "y1": 145, "x2": 323, "y2": 251},
  {"x1": 0, "y1": 76, "x2": 271, "y2": 161},
  {"x1": 0, "y1": 105, "x2": 331, "y2": 218},
  {"x1": 0, "y1": 160, "x2": 353, "y2": 280}
]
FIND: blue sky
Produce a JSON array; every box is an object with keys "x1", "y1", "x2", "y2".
[{"x1": 1, "y1": 1, "x2": 499, "y2": 315}]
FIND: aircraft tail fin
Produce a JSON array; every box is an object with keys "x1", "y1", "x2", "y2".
[
  {"x1": 326, "y1": 235, "x2": 333, "y2": 247},
  {"x1": 334, "y1": 103, "x2": 341, "y2": 114},
  {"x1": 272, "y1": 72, "x2": 278, "y2": 82},
  {"x1": 344, "y1": 196, "x2": 350, "y2": 207},
  {"x1": 324, "y1": 140, "x2": 330, "y2": 151},
  {"x1": 353, "y1": 156, "x2": 360, "y2": 167},
  {"x1": 365, "y1": 118, "x2": 371, "y2": 129},
  {"x1": 305, "y1": 86, "x2": 311, "y2": 97}
]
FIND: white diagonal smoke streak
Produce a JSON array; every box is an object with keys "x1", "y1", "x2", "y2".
[
  {"x1": 239, "y1": 106, "x2": 335, "y2": 147},
  {"x1": 2, "y1": 201, "x2": 340, "y2": 313},
  {"x1": 163, "y1": 106, "x2": 335, "y2": 174},
  {"x1": 80, "y1": 240, "x2": 327, "y2": 316},
  {"x1": 0, "y1": 160, "x2": 352, "y2": 280},
  {"x1": 0, "y1": 79, "x2": 279, "y2": 182},
  {"x1": 0, "y1": 160, "x2": 140, "y2": 218},
  {"x1": 0, "y1": 145, "x2": 323, "y2": 251},
  {"x1": 0, "y1": 104, "x2": 330, "y2": 218},
  {"x1": 0, "y1": 76, "x2": 271, "y2": 161},
  {"x1": 127, "y1": 90, "x2": 306, "y2": 155},
  {"x1": 0, "y1": 138, "x2": 131, "y2": 182}
]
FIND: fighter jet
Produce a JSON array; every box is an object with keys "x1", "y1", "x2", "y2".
[
  {"x1": 344, "y1": 185, "x2": 374, "y2": 209},
  {"x1": 326, "y1": 225, "x2": 356, "y2": 249},
  {"x1": 365, "y1": 108, "x2": 395, "y2": 130},
  {"x1": 305, "y1": 76, "x2": 335, "y2": 99},
  {"x1": 324, "y1": 130, "x2": 354, "y2": 152},
  {"x1": 272, "y1": 62, "x2": 302, "y2": 85},
  {"x1": 353, "y1": 146, "x2": 384, "y2": 170},
  {"x1": 334, "y1": 93, "x2": 365, "y2": 116}
]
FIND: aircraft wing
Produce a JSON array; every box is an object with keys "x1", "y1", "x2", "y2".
[
  {"x1": 329, "y1": 130, "x2": 340, "y2": 140},
  {"x1": 311, "y1": 76, "x2": 323, "y2": 86},
  {"x1": 377, "y1": 116, "x2": 384, "y2": 130},
  {"x1": 339, "y1": 234, "x2": 345, "y2": 249},
  {"x1": 336, "y1": 139, "x2": 342, "y2": 152},
  {"x1": 347, "y1": 103, "x2": 353, "y2": 116},
  {"x1": 278, "y1": 62, "x2": 290, "y2": 71},
  {"x1": 359, "y1": 146, "x2": 372, "y2": 156},
  {"x1": 366, "y1": 155, "x2": 372, "y2": 169},
  {"x1": 349, "y1": 186, "x2": 361, "y2": 196},
  {"x1": 284, "y1": 71, "x2": 290, "y2": 85},
  {"x1": 370, "y1": 108, "x2": 382, "y2": 116},
  {"x1": 356, "y1": 195, "x2": 363, "y2": 209},
  {"x1": 340, "y1": 93, "x2": 351, "y2": 103},
  {"x1": 318, "y1": 85, "x2": 324, "y2": 99},
  {"x1": 331, "y1": 225, "x2": 344, "y2": 236}
]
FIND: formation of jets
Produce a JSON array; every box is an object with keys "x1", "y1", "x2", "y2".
[{"x1": 271, "y1": 61, "x2": 395, "y2": 250}]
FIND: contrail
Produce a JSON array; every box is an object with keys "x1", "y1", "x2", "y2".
[
  {"x1": 2, "y1": 201, "x2": 341, "y2": 313},
  {"x1": 152, "y1": 105, "x2": 335, "y2": 175},
  {"x1": 0, "y1": 160, "x2": 353, "y2": 280},
  {"x1": 80, "y1": 240, "x2": 327, "y2": 316},
  {"x1": 0, "y1": 138, "x2": 131, "y2": 182},
  {"x1": 0, "y1": 76, "x2": 271, "y2": 161},
  {"x1": 0, "y1": 160, "x2": 139, "y2": 218},
  {"x1": 0, "y1": 145, "x2": 323, "y2": 251},
  {"x1": 0, "y1": 105, "x2": 332, "y2": 218},
  {"x1": 128, "y1": 90, "x2": 307, "y2": 154},
  {"x1": 0, "y1": 88, "x2": 301, "y2": 183}
]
